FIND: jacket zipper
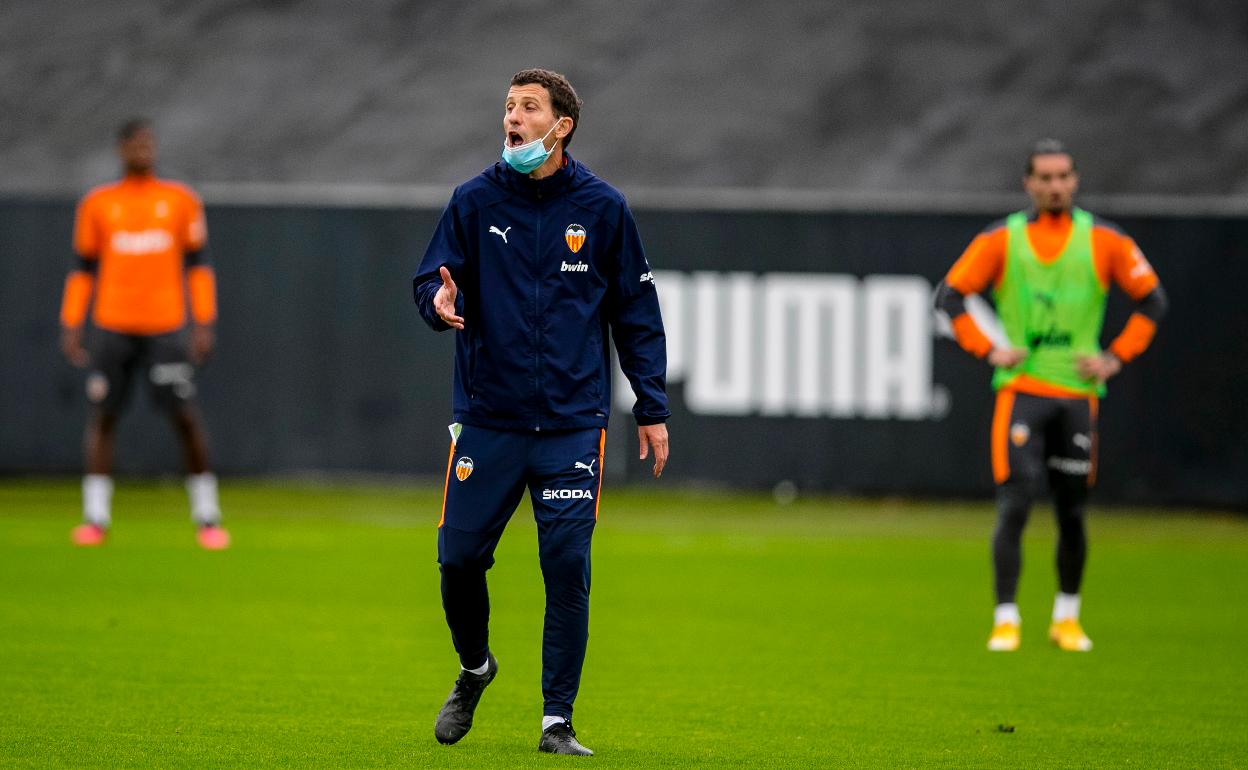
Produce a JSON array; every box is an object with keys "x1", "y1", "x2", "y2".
[{"x1": 533, "y1": 194, "x2": 543, "y2": 431}]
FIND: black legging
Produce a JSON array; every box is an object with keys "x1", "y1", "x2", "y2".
[{"x1": 992, "y1": 473, "x2": 1088, "y2": 604}]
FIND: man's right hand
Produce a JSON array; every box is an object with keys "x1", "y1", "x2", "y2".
[
  {"x1": 61, "y1": 326, "x2": 88, "y2": 368},
  {"x1": 987, "y1": 346, "x2": 1027, "y2": 368},
  {"x1": 434, "y1": 266, "x2": 465, "y2": 330}
]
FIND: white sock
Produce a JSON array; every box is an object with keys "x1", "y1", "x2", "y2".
[
  {"x1": 83, "y1": 474, "x2": 113, "y2": 527},
  {"x1": 1053, "y1": 593, "x2": 1081, "y2": 622},
  {"x1": 462, "y1": 659, "x2": 490, "y2": 676},
  {"x1": 994, "y1": 603, "x2": 1021, "y2": 626},
  {"x1": 186, "y1": 473, "x2": 221, "y2": 527},
  {"x1": 542, "y1": 715, "x2": 568, "y2": 732}
]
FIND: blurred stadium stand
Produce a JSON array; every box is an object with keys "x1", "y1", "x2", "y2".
[{"x1": 2, "y1": 0, "x2": 1247, "y2": 196}]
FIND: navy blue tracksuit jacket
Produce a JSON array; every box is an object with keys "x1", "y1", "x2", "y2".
[{"x1": 412, "y1": 156, "x2": 669, "y2": 430}]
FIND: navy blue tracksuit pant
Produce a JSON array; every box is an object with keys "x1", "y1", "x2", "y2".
[{"x1": 438, "y1": 424, "x2": 605, "y2": 720}]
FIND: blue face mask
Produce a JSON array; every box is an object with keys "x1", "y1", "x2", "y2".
[{"x1": 501, "y1": 120, "x2": 563, "y2": 174}]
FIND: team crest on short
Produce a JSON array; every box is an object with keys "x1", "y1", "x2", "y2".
[
  {"x1": 1010, "y1": 423, "x2": 1030, "y2": 447},
  {"x1": 455, "y1": 457, "x2": 474, "y2": 481},
  {"x1": 564, "y1": 224, "x2": 586, "y2": 253}
]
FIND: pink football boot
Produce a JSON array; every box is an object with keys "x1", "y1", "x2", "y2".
[
  {"x1": 71, "y1": 523, "x2": 107, "y2": 546},
  {"x1": 196, "y1": 525, "x2": 231, "y2": 550}
]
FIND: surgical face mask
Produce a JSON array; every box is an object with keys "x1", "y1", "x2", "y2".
[{"x1": 501, "y1": 120, "x2": 563, "y2": 174}]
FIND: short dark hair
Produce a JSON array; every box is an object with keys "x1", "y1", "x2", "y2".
[
  {"x1": 117, "y1": 118, "x2": 151, "y2": 142},
  {"x1": 510, "y1": 68, "x2": 582, "y2": 149},
  {"x1": 1026, "y1": 138, "x2": 1076, "y2": 175}
]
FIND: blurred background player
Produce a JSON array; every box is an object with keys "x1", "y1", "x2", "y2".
[
  {"x1": 934, "y1": 139, "x2": 1167, "y2": 652},
  {"x1": 59, "y1": 118, "x2": 229, "y2": 550}
]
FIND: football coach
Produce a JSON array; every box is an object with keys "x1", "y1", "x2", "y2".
[{"x1": 412, "y1": 68, "x2": 670, "y2": 756}]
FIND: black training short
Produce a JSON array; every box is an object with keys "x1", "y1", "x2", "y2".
[
  {"x1": 991, "y1": 390, "x2": 1097, "y2": 489},
  {"x1": 85, "y1": 328, "x2": 197, "y2": 413}
]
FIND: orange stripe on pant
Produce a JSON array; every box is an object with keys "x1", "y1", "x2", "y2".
[
  {"x1": 437, "y1": 441, "x2": 455, "y2": 528},
  {"x1": 594, "y1": 428, "x2": 606, "y2": 519},
  {"x1": 991, "y1": 390, "x2": 1016, "y2": 485}
]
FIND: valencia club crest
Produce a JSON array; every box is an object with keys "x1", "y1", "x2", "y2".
[{"x1": 565, "y1": 224, "x2": 586, "y2": 253}]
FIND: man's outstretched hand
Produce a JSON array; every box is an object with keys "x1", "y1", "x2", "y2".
[{"x1": 434, "y1": 266, "x2": 465, "y2": 330}]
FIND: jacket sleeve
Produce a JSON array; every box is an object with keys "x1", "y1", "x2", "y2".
[
  {"x1": 606, "y1": 201, "x2": 670, "y2": 425},
  {"x1": 412, "y1": 191, "x2": 469, "y2": 331}
]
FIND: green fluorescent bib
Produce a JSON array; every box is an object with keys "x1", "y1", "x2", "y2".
[{"x1": 991, "y1": 208, "x2": 1107, "y2": 395}]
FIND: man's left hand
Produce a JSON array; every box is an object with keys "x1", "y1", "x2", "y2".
[
  {"x1": 638, "y1": 423, "x2": 669, "y2": 478},
  {"x1": 191, "y1": 324, "x2": 216, "y2": 364},
  {"x1": 1076, "y1": 353, "x2": 1121, "y2": 383}
]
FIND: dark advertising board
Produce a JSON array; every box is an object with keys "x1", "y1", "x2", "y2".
[{"x1": 2, "y1": 198, "x2": 1243, "y2": 508}]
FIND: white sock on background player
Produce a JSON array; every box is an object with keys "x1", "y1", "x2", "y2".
[
  {"x1": 542, "y1": 715, "x2": 568, "y2": 731},
  {"x1": 83, "y1": 474, "x2": 113, "y2": 527},
  {"x1": 1052, "y1": 592, "x2": 1081, "y2": 621},
  {"x1": 186, "y1": 472, "x2": 221, "y2": 527},
  {"x1": 994, "y1": 603, "x2": 1021, "y2": 626}
]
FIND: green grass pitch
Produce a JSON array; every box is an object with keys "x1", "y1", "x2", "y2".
[{"x1": 1, "y1": 478, "x2": 1245, "y2": 768}]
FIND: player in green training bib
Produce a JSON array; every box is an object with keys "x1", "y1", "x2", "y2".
[
  {"x1": 935, "y1": 139, "x2": 1168, "y2": 653},
  {"x1": 992, "y1": 207, "x2": 1107, "y2": 396}
]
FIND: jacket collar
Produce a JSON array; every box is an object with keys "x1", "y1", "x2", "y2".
[{"x1": 498, "y1": 154, "x2": 578, "y2": 199}]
